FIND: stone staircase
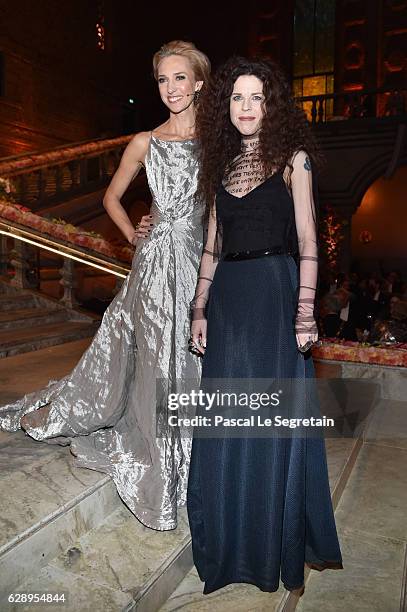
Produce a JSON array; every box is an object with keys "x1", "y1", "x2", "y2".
[
  {"x1": 0, "y1": 429, "x2": 363, "y2": 612},
  {"x1": 1, "y1": 340, "x2": 402, "y2": 612},
  {"x1": 0, "y1": 427, "x2": 193, "y2": 612},
  {"x1": 0, "y1": 281, "x2": 99, "y2": 358}
]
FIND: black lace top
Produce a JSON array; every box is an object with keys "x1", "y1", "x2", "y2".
[
  {"x1": 191, "y1": 149, "x2": 319, "y2": 338},
  {"x1": 216, "y1": 173, "x2": 299, "y2": 255}
]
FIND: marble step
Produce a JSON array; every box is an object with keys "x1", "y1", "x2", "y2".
[
  {"x1": 0, "y1": 320, "x2": 98, "y2": 358},
  {"x1": 0, "y1": 430, "x2": 120, "y2": 602},
  {"x1": 0, "y1": 429, "x2": 194, "y2": 612},
  {"x1": 7, "y1": 507, "x2": 192, "y2": 612},
  {"x1": 0, "y1": 307, "x2": 67, "y2": 330},
  {"x1": 0, "y1": 337, "x2": 91, "y2": 406},
  {"x1": 0, "y1": 293, "x2": 37, "y2": 311},
  {"x1": 0, "y1": 280, "x2": 99, "y2": 323},
  {"x1": 159, "y1": 436, "x2": 362, "y2": 612}
]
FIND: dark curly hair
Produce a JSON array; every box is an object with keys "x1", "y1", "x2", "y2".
[{"x1": 196, "y1": 56, "x2": 321, "y2": 206}]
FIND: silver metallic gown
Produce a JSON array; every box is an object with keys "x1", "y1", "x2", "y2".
[{"x1": 0, "y1": 135, "x2": 203, "y2": 530}]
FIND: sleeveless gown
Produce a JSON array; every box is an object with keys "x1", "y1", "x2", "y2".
[
  {"x1": 0, "y1": 136, "x2": 203, "y2": 531},
  {"x1": 187, "y1": 173, "x2": 343, "y2": 592}
]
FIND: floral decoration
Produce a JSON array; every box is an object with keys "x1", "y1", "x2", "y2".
[
  {"x1": 0, "y1": 194, "x2": 133, "y2": 264},
  {"x1": 312, "y1": 337, "x2": 407, "y2": 367}
]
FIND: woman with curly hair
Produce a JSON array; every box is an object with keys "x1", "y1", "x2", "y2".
[{"x1": 187, "y1": 57, "x2": 343, "y2": 594}]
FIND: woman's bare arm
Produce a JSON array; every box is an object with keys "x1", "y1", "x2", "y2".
[{"x1": 103, "y1": 131, "x2": 152, "y2": 244}]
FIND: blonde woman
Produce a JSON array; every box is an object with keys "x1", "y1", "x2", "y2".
[{"x1": 0, "y1": 41, "x2": 210, "y2": 531}]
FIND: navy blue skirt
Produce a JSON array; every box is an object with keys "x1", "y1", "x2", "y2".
[{"x1": 187, "y1": 255, "x2": 343, "y2": 594}]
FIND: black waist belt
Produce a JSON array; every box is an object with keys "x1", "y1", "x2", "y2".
[{"x1": 223, "y1": 247, "x2": 296, "y2": 261}]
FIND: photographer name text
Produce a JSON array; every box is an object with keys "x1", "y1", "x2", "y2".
[{"x1": 168, "y1": 415, "x2": 334, "y2": 428}]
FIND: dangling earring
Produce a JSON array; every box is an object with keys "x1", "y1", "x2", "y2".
[{"x1": 194, "y1": 89, "x2": 201, "y2": 104}]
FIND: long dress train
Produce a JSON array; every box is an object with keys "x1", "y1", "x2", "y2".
[{"x1": 0, "y1": 135, "x2": 203, "y2": 531}]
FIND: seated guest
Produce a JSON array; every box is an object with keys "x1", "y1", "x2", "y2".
[
  {"x1": 320, "y1": 290, "x2": 346, "y2": 337},
  {"x1": 385, "y1": 270, "x2": 403, "y2": 296},
  {"x1": 337, "y1": 287, "x2": 359, "y2": 341},
  {"x1": 368, "y1": 279, "x2": 391, "y2": 320}
]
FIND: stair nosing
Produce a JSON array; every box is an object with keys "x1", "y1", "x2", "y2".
[
  {"x1": 0, "y1": 475, "x2": 111, "y2": 558},
  {"x1": 131, "y1": 534, "x2": 192, "y2": 609}
]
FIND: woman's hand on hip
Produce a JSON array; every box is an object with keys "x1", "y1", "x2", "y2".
[{"x1": 129, "y1": 215, "x2": 154, "y2": 245}]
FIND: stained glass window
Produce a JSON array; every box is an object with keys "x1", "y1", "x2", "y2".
[
  {"x1": 293, "y1": 0, "x2": 315, "y2": 78},
  {"x1": 293, "y1": 0, "x2": 335, "y2": 120},
  {"x1": 315, "y1": 0, "x2": 335, "y2": 74}
]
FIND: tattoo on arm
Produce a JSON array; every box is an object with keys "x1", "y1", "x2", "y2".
[{"x1": 304, "y1": 156, "x2": 311, "y2": 172}]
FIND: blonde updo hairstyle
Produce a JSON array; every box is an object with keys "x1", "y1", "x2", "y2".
[{"x1": 153, "y1": 40, "x2": 211, "y2": 89}]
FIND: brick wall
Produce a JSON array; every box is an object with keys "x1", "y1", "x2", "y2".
[{"x1": 0, "y1": 0, "x2": 140, "y2": 156}]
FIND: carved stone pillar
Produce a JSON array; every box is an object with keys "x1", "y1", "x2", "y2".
[
  {"x1": 59, "y1": 258, "x2": 78, "y2": 308},
  {"x1": 0, "y1": 234, "x2": 9, "y2": 276},
  {"x1": 9, "y1": 239, "x2": 31, "y2": 288}
]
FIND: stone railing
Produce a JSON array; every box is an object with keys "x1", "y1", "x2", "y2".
[
  {"x1": 296, "y1": 86, "x2": 407, "y2": 124},
  {"x1": 0, "y1": 220, "x2": 130, "y2": 309},
  {"x1": 0, "y1": 135, "x2": 133, "y2": 209}
]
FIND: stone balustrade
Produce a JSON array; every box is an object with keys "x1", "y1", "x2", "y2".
[
  {"x1": 0, "y1": 135, "x2": 133, "y2": 210},
  {"x1": 297, "y1": 86, "x2": 407, "y2": 124}
]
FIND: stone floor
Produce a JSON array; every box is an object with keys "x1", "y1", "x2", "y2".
[
  {"x1": 0, "y1": 338, "x2": 91, "y2": 405},
  {"x1": 0, "y1": 338, "x2": 95, "y2": 554},
  {"x1": 296, "y1": 398, "x2": 407, "y2": 612},
  {"x1": 159, "y1": 568, "x2": 285, "y2": 612}
]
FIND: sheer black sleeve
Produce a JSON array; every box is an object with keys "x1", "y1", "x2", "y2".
[
  {"x1": 290, "y1": 150, "x2": 319, "y2": 340},
  {"x1": 191, "y1": 204, "x2": 220, "y2": 322}
]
